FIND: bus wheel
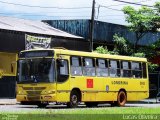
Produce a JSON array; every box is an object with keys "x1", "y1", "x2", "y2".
[
  {"x1": 37, "y1": 103, "x2": 48, "y2": 108},
  {"x1": 67, "y1": 90, "x2": 80, "y2": 108},
  {"x1": 85, "y1": 102, "x2": 98, "y2": 107},
  {"x1": 117, "y1": 91, "x2": 127, "y2": 107}
]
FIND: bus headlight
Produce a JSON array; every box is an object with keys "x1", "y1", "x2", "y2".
[
  {"x1": 43, "y1": 90, "x2": 55, "y2": 94},
  {"x1": 18, "y1": 91, "x2": 24, "y2": 95},
  {"x1": 48, "y1": 90, "x2": 55, "y2": 94}
]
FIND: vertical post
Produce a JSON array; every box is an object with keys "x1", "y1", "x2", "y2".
[{"x1": 90, "y1": 0, "x2": 95, "y2": 52}]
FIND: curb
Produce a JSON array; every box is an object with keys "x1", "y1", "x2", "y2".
[
  {"x1": 128, "y1": 101, "x2": 160, "y2": 104},
  {"x1": 0, "y1": 102, "x2": 17, "y2": 105}
]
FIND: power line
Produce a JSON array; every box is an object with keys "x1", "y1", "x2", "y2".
[
  {"x1": 97, "y1": 0, "x2": 151, "y2": 7},
  {"x1": 100, "y1": 5, "x2": 122, "y2": 11},
  {"x1": 97, "y1": 0, "x2": 153, "y2": 12},
  {"x1": 112, "y1": 0, "x2": 154, "y2": 8},
  {"x1": 0, "y1": 0, "x2": 91, "y2": 9}
]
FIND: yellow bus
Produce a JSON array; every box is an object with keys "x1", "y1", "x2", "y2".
[{"x1": 16, "y1": 48, "x2": 149, "y2": 108}]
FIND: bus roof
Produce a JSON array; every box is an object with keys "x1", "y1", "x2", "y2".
[{"x1": 20, "y1": 48, "x2": 147, "y2": 62}]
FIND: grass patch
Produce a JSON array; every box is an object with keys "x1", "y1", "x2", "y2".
[{"x1": 1, "y1": 107, "x2": 160, "y2": 120}]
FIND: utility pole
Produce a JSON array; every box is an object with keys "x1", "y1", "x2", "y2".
[{"x1": 90, "y1": 0, "x2": 95, "y2": 52}]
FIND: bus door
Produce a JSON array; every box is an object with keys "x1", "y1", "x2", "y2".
[{"x1": 56, "y1": 56, "x2": 70, "y2": 102}]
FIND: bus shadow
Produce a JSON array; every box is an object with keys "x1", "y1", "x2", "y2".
[{"x1": 17, "y1": 104, "x2": 140, "y2": 109}]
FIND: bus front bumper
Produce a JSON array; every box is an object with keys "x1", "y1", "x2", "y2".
[{"x1": 16, "y1": 94, "x2": 56, "y2": 102}]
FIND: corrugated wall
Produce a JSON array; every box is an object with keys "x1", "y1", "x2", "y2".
[
  {"x1": 45, "y1": 20, "x2": 90, "y2": 40},
  {"x1": 44, "y1": 20, "x2": 160, "y2": 46}
]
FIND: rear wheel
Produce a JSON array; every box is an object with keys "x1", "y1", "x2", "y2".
[
  {"x1": 85, "y1": 102, "x2": 98, "y2": 107},
  {"x1": 67, "y1": 90, "x2": 80, "y2": 108},
  {"x1": 117, "y1": 91, "x2": 127, "y2": 107}
]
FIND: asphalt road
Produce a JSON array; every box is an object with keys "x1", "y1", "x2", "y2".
[{"x1": 0, "y1": 103, "x2": 160, "y2": 112}]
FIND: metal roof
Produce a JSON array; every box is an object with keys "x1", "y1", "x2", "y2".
[{"x1": 0, "y1": 16, "x2": 83, "y2": 39}]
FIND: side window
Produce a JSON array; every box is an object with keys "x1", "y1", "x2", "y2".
[
  {"x1": 83, "y1": 58, "x2": 95, "y2": 76},
  {"x1": 57, "y1": 59, "x2": 69, "y2": 82},
  {"x1": 96, "y1": 59, "x2": 109, "y2": 77},
  {"x1": 70, "y1": 56, "x2": 82, "y2": 76},
  {"x1": 59, "y1": 60, "x2": 68, "y2": 75},
  {"x1": 132, "y1": 62, "x2": 142, "y2": 78},
  {"x1": 121, "y1": 61, "x2": 131, "y2": 77},
  {"x1": 109, "y1": 60, "x2": 120, "y2": 77},
  {"x1": 142, "y1": 62, "x2": 147, "y2": 78}
]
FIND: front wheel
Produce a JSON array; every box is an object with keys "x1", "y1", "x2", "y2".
[
  {"x1": 117, "y1": 91, "x2": 127, "y2": 107},
  {"x1": 67, "y1": 90, "x2": 80, "y2": 108}
]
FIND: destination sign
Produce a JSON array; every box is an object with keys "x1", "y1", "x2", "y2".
[{"x1": 19, "y1": 50, "x2": 54, "y2": 58}]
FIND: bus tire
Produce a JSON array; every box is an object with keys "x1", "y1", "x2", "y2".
[
  {"x1": 117, "y1": 91, "x2": 127, "y2": 107},
  {"x1": 85, "y1": 102, "x2": 98, "y2": 107},
  {"x1": 67, "y1": 90, "x2": 80, "y2": 108}
]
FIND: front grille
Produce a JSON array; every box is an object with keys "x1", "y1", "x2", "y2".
[
  {"x1": 27, "y1": 96, "x2": 40, "y2": 101},
  {"x1": 23, "y1": 87, "x2": 33, "y2": 90},
  {"x1": 26, "y1": 91, "x2": 42, "y2": 95},
  {"x1": 23, "y1": 87, "x2": 46, "y2": 90}
]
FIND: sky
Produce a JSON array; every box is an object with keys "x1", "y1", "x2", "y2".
[{"x1": 0, "y1": 0, "x2": 159, "y2": 25}]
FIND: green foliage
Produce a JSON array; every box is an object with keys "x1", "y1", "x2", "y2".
[
  {"x1": 123, "y1": 6, "x2": 157, "y2": 33},
  {"x1": 132, "y1": 52, "x2": 145, "y2": 58},
  {"x1": 113, "y1": 34, "x2": 133, "y2": 55},
  {"x1": 155, "y1": 2, "x2": 160, "y2": 13},
  {"x1": 95, "y1": 29, "x2": 160, "y2": 72},
  {"x1": 95, "y1": 46, "x2": 109, "y2": 54},
  {"x1": 95, "y1": 46, "x2": 118, "y2": 55},
  {"x1": 121, "y1": 1, "x2": 160, "y2": 72},
  {"x1": 148, "y1": 62, "x2": 159, "y2": 72},
  {"x1": 122, "y1": 2, "x2": 160, "y2": 53},
  {"x1": 149, "y1": 39, "x2": 160, "y2": 50}
]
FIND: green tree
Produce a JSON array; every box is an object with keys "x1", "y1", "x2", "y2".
[
  {"x1": 95, "y1": 32, "x2": 160, "y2": 72},
  {"x1": 113, "y1": 34, "x2": 133, "y2": 55},
  {"x1": 123, "y1": 2, "x2": 160, "y2": 53}
]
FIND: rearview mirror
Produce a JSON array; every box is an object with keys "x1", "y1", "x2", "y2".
[{"x1": 57, "y1": 59, "x2": 64, "y2": 67}]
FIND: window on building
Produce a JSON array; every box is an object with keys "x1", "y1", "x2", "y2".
[
  {"x1": 109, "y1": 60, "x2": 120, "y2": 77},
  {"x1": 83, "y1": 58, "x2": 95, "y2": 76},
  {"x1": 96, "y1": 59, "x2": 109, "y2": 77},
  {"x1": 121, "y1": 61, "x2": 131, "y2": 77},
  {"x1": 70, "y1": 56, "x2": 82, "y2": 76},
  {"x1": 131, "y1": 62, "x2": 142, "y2": 78}
]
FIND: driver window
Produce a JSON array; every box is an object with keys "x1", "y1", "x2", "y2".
[
  {"x1": 59, "y1": 60, "x2": 68, "y2": 75},
  {"x1": 57, "y1": 59, "x2": 69, "y2": 82}
]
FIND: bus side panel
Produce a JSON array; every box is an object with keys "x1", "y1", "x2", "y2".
[{"x1": 109, "y1": 78, "x2": 149, "y2": 101}]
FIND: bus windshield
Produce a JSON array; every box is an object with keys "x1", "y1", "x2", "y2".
[{"x1": 18, "y1": 58, "x2": 55, "y2": 83}]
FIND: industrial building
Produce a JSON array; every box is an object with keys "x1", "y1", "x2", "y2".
[{"x1": 43, "y1": 19, "x2": 160, "y2": 50}]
